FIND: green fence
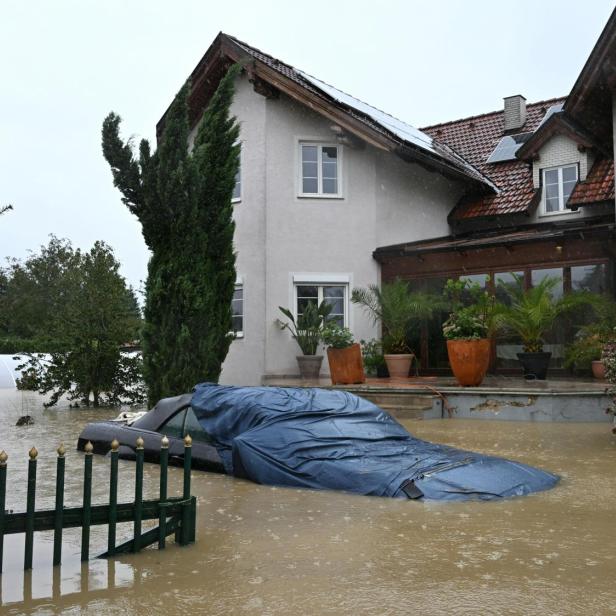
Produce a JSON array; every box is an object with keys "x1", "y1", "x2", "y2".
[{"x1": 0, "y1": 434, "x2": 197, "y2": 571}]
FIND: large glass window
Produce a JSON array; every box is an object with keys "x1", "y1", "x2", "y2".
[
  {"x1": 183, "y1": 407, "x2": 213, "y2": 444},
  {"x1": 300, "y1": 144, "x2": 340, "y2": 196},
  {"x1": 571, "y1": 263, "x2": 608, "y2": 294},
  {"x1": 231, "y1": 284, "x2": 244, "y2": 337},
  {"x1": 295, "y1": 284, "x2": 347, "y2": 327},
  {"x1": 542, "y1": 165, "x2": 578, "y2": 213},
  {"x1": 494, "y1": 271, "x2": 524, "y2": 369}
]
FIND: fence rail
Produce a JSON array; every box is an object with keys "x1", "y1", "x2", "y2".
[{"x1": 0, "y1": 434, "x2": 197, "y2": 571}]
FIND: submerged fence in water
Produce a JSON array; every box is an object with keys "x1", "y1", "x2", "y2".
[{"x1": 0, "y1": 435, "x2": 197, "y2": 571}]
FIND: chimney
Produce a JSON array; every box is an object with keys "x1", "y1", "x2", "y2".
[{"x1": 503, "y1": 95, "x2": 527, "y2": 132}]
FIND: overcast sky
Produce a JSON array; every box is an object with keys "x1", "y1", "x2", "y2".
[{"x1": 1, "y1": 0, "x2": 614, "y2": 294}]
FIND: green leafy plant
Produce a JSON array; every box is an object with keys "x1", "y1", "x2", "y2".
[
  {"x1": 360, "y1": 338, "x2": 386, "y2": 376},
  {"x1": 442, "y1": 277, "x2": 495, "y2": 340},
  {"x1": 351, "y1": 280, "x2": 442, "y2": 354},
  {"x1": 564, "y1": 297, "x2": 616, "y2": 370},
  {"x1": 322, "y1": 324, "x2": 354, "y2": 349},
  {"x1": 602, "y1": 333, "x2": 616, "y2": 430},
  {"x1": 278, "y1": 301, "x2": 332, "y2": 355},
  {"x1": 492, "y1": 274, "x2": 599, "y2": 352}
]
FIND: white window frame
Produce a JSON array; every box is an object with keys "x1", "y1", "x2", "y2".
[
  {"x1": 293, "y1": 281, "x2": 349, "y2": 328},
  {"x1": 231, "y1": 279, "x2": 244, "y2": 339},
  {"x1": 231, "y1": 144, "x2": 241, "y2": 203},
  {"x1": 298, "y1": 142, "x2": 343, "y2": 198},
  {"x1": 541, "y1": 164, "x2": 579, "y2": 216}
]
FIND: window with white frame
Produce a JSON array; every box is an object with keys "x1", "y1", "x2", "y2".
[
  {"x1": 295, "y1": 283, "x2": 347, "y2": 327},
  {"x1": 231, "y1": 284, "x2": 243, "y2": 337},
  {"x1": 299, "y1": 143, "x2": 340, "y2": 196},
  {"x1": 542, "y1": 164, "x2": 578, "y2": 213},
  {"x1": 232, "y1": 146, "x2": 241, "y2": 202}
]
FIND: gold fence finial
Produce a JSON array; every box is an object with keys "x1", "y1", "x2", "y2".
[
  {"x1": 161, "y1": 435, "x2": 169, "y2": 448},
  {"x1": 184, "y1": 434, "x2": 192, "y2": 447},
  {"x1": 0, "y1": 450, "x2": 7, "y2": 464},
  {"x1": 111, "y1": 439, "x2": 120, "y2": 452},
  {"x1": 84, "y1": 441, "x2": 94, "y2": 454},
  {"x1": 29, "y1": 446, "x2": 38, "y2": 460},
  {"x1": 57, "y1": 443, "x2": 66, "y2": 457},
  {"x1": 136, "y1": 436, "x2": 144, "y2": 449}
]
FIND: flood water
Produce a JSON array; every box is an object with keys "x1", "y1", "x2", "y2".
[{"x1": 0, "y1": 389, "x2": 615, "y2": 615}]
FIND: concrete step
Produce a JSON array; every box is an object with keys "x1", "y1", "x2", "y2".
[{"x1": 356, "y1": 392, "x2": 440, "y2": 419}]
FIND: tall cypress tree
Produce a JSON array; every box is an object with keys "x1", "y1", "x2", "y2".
[{"x1": 102, "y1": 65, "x2": 240, "y2": 404}]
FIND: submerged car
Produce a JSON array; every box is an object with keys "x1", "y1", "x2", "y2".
[
  {"x1": 78, "y1": 383, "x2": 559, "y2": 501},
  {"x1": 77, "y1": 393, "x2": 224, "y2": 472}
]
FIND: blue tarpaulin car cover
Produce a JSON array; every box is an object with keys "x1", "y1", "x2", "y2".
[{"x1": 190, "y1": 383, "x2": 559, "y2": 501}]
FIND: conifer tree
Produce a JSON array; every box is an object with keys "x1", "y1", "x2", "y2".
[{"x1": 102, "y1": 65, "x2": 240, "y2": 403}]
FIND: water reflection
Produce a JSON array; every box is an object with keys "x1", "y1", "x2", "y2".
[{"x1": 1, "y1": 389, "x2": 615, "y2": 615}]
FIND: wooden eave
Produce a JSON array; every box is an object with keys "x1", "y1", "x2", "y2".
[
  {"x1": 373, "y1": 219, "x2": 615, "y2": 261},
  {"x1": 156, "y1": 34, "x2": 495, "y2": 194},
  {"x1": 516, "y1": 114, "x2": 604, "y2": 161}
]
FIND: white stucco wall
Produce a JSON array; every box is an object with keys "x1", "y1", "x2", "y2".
[{"x1": 206, "y1": 75, "x2": 461, "y2": 384}]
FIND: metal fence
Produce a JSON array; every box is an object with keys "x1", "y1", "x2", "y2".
[{"x1": 0, "y1": 434, "x2": 197, "y2": 571}]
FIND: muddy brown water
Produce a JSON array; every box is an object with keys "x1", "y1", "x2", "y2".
[{"x1": 0, "y1": 389, "x2": 615, "y2": 615}]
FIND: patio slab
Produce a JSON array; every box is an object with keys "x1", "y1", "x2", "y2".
[{"x1": 262, "y1": 375, "x2": 613, "y2": 422}]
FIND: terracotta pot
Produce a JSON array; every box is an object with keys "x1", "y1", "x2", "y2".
[
  {"x1": 296, "y1": 355, "x2": 323, "y2": 380},
  {"x1": 446, "y1": 339, "x2": 490, "y2": 386},
  {"x1": 327, "y1": 343, "x2": 366, "y2": 385},
  {"x1": 592, "y1": 360, "x2": 606, "y2": 380},
  {"x1": 383, "y1": 354, "x2": 414, "y2": 378}
]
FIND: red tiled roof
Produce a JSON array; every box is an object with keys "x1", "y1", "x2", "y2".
[
  {"x1": 568, "y1": 157, "x2": 614, "y2": 206},
  {"x1": 422, "y1": 98, "x2": 567, "y2": 220}
]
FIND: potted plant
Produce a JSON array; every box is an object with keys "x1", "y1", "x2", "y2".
[
  {"x1": 322, "y1": 324, "x2": 365, "y2": 385},
  {"x1": 442, "y1": 278, "x2": 493, "y2": 387},
  {"x1": 278, "y1": 301, "x2": 332, "y2": 379},
  {"x1": 360, "y1": 339, "x2": 388, "y2": 378},
  {"x1": 493, "y1": 274, "x2": 598, "y2": 380},
  {"x1": 351, "y1": 280, "x2": 441, "y2": 378},
  {"x1": 564, "y1": 297, "x2": 616, "y2": 379}
]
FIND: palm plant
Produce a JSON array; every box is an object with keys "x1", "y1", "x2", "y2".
[
  {"x1": 351, "y1": 280, "x2": 443, "y2": 354},
  {"x1": 278, "y1": 301, "x2": 332, "y2": 355},
  {"x1": 493, "y1": 274, "x2": 599, "y2": 352}
]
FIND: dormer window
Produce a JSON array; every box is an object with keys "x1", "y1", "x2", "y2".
[{"x1": 542, "y1": 164, "x2": 578, "y2": 214}]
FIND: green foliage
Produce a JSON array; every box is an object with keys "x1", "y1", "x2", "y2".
[
  {"x1": 102, "y1": 65, "x2": 241, "y2": 404},
  {"x1": 492, "y1": 274, "x2": 600, "y2": 353},
  {"x1": 564, "y1": 296, "x2": 616, "y2": 370},
  {"x1": 360, "y1": 338, "x2": 386, "y2": 376},
  {"x1": 442, "y1": 277, "x2": 494, "y2": 340},
  {"x1": 322, "y1": 324, "x2": 354, "y2": 349},
  {"x1": 278, "y1": 301, "x2": 332, "y2": 355},
  {"x1": 602, "y1": 336, "x2": 616, "y2": 421},
  {"x1": 351, "y1": 280, "x2": 443, "y2": 354},
  {"x1": 9, "y1": 239, "x2": 144, "y2": 407},
  {"x1": 0, "y1": 204, "x2": 12, "y2": 216}
]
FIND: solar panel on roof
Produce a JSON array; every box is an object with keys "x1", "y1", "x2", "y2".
[{"x1": 486, "y1": 132, "x2": 533, "y2": 164}]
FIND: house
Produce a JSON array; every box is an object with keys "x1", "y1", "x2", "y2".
[{"x1": 158, "y1": 11, "x2": 616, "y2": 385}]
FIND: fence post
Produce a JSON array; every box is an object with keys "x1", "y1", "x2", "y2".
[
  {"x1": 108, "y1": 439, "x2": 119, "y2": 556},
  {"x1": 180, "y1": 434, "x2": 192, "y2": 546},
  {"x1": 24, "y1": 447, "x2": 37, "y2": 570},
  {"x1": 53, "y1": 444, "x2": 65, "y2": 566},
  {"x1": 133, "y1": 437, "x2": 144, "y2": 553},
  {"x1": 158, "y1": 435, "x2": 169, "y2": 550},
  {"x1": 0, "y1": 450, "x2": 7, "y2": 573},
  {"x1": 81, "y1": 442, "x2": 93, "y2": 561}
]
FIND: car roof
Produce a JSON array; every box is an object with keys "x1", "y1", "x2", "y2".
[{"x1": 133, "y1": 393, "x2": 192, "y2": 431}]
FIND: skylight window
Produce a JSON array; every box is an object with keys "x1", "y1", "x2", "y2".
[{"x1": 486, "y1": 132, "x2": 533, "y2": 164}]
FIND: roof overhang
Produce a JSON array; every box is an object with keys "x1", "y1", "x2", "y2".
[
  {"x1": 374, "y1": 219, "x2": 614, "y2": 261},
  {"x1": 156, "y1": 33, "x2": 496, "y2": 194},
  {"x1": 516, "y1": 113, "x2": 606, "y2": 160},
  {"x1": 564, "y1": 8, "x2": 616, "y2": 145}
]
